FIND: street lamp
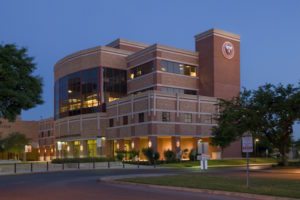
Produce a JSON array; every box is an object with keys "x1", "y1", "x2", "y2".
[{"x1": 255, "y1": 138, "x2": 260, "y2": 157}]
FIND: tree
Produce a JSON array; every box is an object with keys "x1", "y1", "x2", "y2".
[
  {"x1": 164, "y1": 149, "x2": 176, "y2": 162},
  {"x1": 1, "y1": 132, "x2": 30, "y2": 159},
  {"x1": 142, "y1": 148, "x2": 160, "y2": 164},
  {"x1": 211, "y1": 83, "x2": 300, "y2": 166},
  {"x1": 0, "y1": 44, "x2": 43, "y2": 121}
]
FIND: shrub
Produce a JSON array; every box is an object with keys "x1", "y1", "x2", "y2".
[
  {"x1": 128, "y1": 150, "x2": 139, "y2": 160},
  {"x1": 115, "y1": 150, "x2": 126, "y2": 161},
  {"x1": 189, "y1": 148, "x2": 197, "y2": 161},
  {"x1": 142, "y1": 148, "x2": 160, "y2": 164},
  {"x1": 164, "y1": 149, "x2": 176, "y2": 162}
]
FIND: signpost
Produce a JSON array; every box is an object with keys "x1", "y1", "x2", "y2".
[{"x1": 242, "y1": 134, "x2": 253, "y2": 188}]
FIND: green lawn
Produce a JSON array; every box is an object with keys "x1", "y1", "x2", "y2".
[
  {"x1": 121, "y1": 174, "x2": 300, "y2": 198},
  {"x1": 160, "y1": 158, "x2": 277, "y2": 168}
]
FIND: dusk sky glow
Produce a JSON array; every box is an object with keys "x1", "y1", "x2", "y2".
[{"x1": 0, "y1": 0, "x2": 299, "y2": 138}]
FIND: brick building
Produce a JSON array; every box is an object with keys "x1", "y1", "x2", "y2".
[
  {"x1": 53, "y1": 29, "x2": 241, "y2": 159},
  {"x1": 0, "y1": 117, "x2": 39, "y2": 160}
]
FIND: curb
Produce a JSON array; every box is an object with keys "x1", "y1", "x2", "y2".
[{"x1": 99, "y1": 176, "x2": 298, "y2": 200}]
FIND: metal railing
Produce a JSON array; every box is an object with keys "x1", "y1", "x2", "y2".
[{"x1": 0, "y1": 161, "x2": 154, "y2": 175}]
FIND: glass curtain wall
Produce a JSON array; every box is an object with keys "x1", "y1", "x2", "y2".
[
  {"x1": 103, "y1": 67, "x2": 127, "y2": 103},
  {"x1": 54, "y1": 67, "x2": 127, "y2": 119},
  {"x1": 54, "y1": 67, "x2": 100, "y2": 119}
]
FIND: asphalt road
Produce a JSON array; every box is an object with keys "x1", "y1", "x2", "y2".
[{"x1": 0, "y1": 167, "x2": 279, "y2": 200}]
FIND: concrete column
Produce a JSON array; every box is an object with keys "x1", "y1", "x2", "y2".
[
  {"x1": 131, "y1": 138, "x2": 140, "y2": 151},
  {"x1": 81, "y1": 140, "x2": 88, "y2": 158},
  {"x1": 171, "y1": 136, "x2": 181, "y2": 153},
  {"x1": 193, "y1": 137, "x2": 201, "y2": 151},
  {"x1": 67, "y1": 142, "x2": 74, "y2": 158},
  {"x1": 148, "y1": 136, "x2": 157, "y2": 152},
  {"x1": 117, "y1": 139, "x2": 125, "y2": 151}
]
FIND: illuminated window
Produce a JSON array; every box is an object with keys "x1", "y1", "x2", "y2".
[
  {"x1": 87, "y1": 140, "x2": 97, "y2": 157},
  {"x1": 129, "y1": 61, "x2": 154, "y2": 79},
  {"x1": 183, "y1": 113, "x2": 192, "y2": 123},
  {"x1": 160, "y1": 60, "x2": 197, "y2": 77}
]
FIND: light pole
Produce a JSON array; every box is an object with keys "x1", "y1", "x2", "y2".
[{"x1": 255, "y1": 138, "x2": 259, "y2": 157}]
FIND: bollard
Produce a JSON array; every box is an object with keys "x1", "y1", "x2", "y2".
[
  {"x1": 108, "y1": 160, "x2": 110, "y2": 168},
  {"x1": 137, "y1": 160, "x2": 140, "y2": 169},
  {"x1": 154, "y1": 160, "x2": 156, "y2": 168},
  {"x1": 122, "y1": 161, "x2": 125, "y2": 168},
  {"x1": 14, "y1": 163, "x2": 17, "y2": 173},
  {"x1": 31, "y1": 163, "x2": 33, "y2": 172},
  {"x1": 46, "y1": 162, "x2": 49, "y2": 171},
  {"x1": 78, "y1": 162, "x2": 80, "y2": 169}
]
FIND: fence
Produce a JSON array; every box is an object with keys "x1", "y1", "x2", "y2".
[{"x1": 0, "y1": 161, "x2": 153, "y2": 175}]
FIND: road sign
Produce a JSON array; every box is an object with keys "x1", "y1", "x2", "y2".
[{"x1": 242, "y1": 135, "x2": 253, "y2": 153}]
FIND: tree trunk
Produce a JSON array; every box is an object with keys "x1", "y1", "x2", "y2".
[{"x1": 279, "y1": 137, "x2": 289, "y2": 166}]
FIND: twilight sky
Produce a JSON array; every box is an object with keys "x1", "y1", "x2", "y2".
[{"x1": 0, "y1": 0, "x2": 299, "y2": 137}]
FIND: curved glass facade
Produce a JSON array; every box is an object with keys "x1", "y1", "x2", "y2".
[{"x1": 55, "y1": 67, "x2": 127, "y2": 119}]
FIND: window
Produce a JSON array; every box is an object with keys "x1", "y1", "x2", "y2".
[
  {"x1": 138, "y1": 113, "x2": 144, "y2": 123},
  {"x1": 160, "y1": 60, "x2": 197, "y2": 76},
  {"x1": 183, "y1": 113, "x2": 192, "y2": 123},
  {"x1": 123, "y1": 116, "x2": 128, "y2": 125},
  {"x1": 160, "y1": 87, "x2": 197, "y2": 95},
  {"x1": 129, "y1": 61, "x2": 154, "y2": 79},
  {"x1": 103, "y1": 67, "x2": 127, "y2": 103},
  {"x1": 109, "y1": 118, "x2": 114, "y2": 127},
  {"x1": 162, "y1": 112, "x2": 170, "y2": 122},
  {"x1": 48, "y1": 130, "x2": 51, "y2": 137},
  {"x1": 55, "y1": 67, "x2": 128, "y2": 119}
]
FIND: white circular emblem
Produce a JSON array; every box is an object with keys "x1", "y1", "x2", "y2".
[{"x1": 222, "y1": 41, "x2": 234, "y2": 59}]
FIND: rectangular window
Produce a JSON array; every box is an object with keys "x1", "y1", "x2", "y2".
[
  {"x1": 129, "y1": 61, "x2": 154, "y2": 79},
  {"x1": 160, "y1": 60, "x2": 197, "y2": 77},
  {"x1": 160, "y1": 87, "x2": 197, "y2": 95},
  {"x1": 123, "y1": 116, "x2": 128, "y2": 125},
  {"x1": 162, "y1": 112, "x2": 170, "y2": 122},
  {"x1": 183, "y1": 113, "x2": 192, "y2": 123},
  {"x1": 109, "y1": 118, "x2": 114, "y2": 127},
  {"x1": 138, "y1": 113, "x2": 144, "y2": 123}
]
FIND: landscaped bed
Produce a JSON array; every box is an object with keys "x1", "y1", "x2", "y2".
[
  {"x1": 159, "y1": 158, "x2": 277, "y2": 168},
  {"x1": 120, "y1": 173, "x2": 300, "y2": 199}
]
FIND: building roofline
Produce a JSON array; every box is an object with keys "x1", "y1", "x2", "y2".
[
  {"x1": 195, "y1": 28, "x2": 240, "y2": 41},
  {"x1": 54, "y1": 46, "x2": 133, "y2": 69},
  {"x1": 127, "y1": 43, "x2": 198, "y2": 62},
  {"x1": 106, "y1": 38, "x2": 149, "y2": 49}
]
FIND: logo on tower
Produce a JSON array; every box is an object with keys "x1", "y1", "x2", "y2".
[{"x1": 222, "y1": 41, "x2": 234, "y2": 59}]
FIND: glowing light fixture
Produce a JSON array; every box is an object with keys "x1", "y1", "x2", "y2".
[
  {"x1": 176, "y1": 140, "x2": 180, "y2": 148},
  {"x1": 131, "y1": 141, "x2": 135, "y2": 149},
  {"x1": 148, "y1": 140, "x2": 152, "y2": 148}
]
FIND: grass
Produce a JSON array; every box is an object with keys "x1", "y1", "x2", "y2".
[
  {"x1": 121, "y1": 174, "x2": 300, "y2": 198},
  {"x1": 160, "y1": 158, "x2": 277, "y2": 168}
]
